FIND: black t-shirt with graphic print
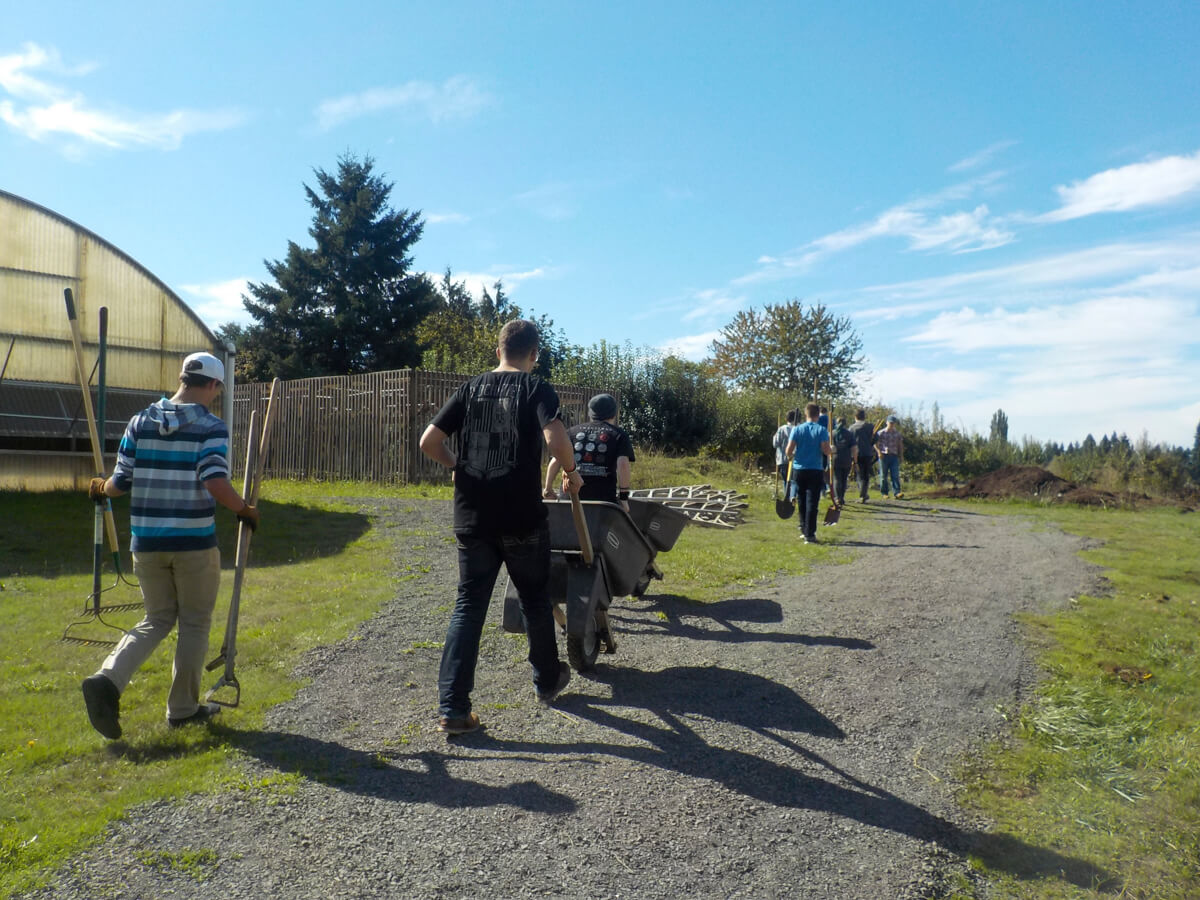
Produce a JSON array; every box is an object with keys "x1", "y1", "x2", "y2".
[
  {"x1": 432, "y1": 371, "x2": 561, "y2": 536},
  {"x1": 570, "y1": 420, "x2": 636, "y2": 502}
]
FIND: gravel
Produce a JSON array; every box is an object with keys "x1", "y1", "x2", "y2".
[{"x1": 21, "y1": 497, "x2": 1108, "y2": 899}]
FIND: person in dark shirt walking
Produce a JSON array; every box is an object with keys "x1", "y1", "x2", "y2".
[
  {"x1": 420, "y1": 320, "x2": 583, "y2": 735},
  {"x1": 847, "y1": 408, "x2": 876, "y2": 502},
  {"x1": 544, "y1": 393, "x2": 635, "y2": 510}
]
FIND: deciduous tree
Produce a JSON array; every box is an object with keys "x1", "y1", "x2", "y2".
[{"x1": 707, "y1": 300, "x2": 863, "y2": 399}]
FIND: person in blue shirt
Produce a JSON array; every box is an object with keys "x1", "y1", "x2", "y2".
[{"x1": 785, "y1": 402, "x2": 832, "y2": 544}]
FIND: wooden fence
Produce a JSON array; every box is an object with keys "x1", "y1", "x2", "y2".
[{"x1": 231, "y1": 369, "x2": 612, "y2": 484}]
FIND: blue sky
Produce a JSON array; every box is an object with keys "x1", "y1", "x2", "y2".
[{"x1": 4, "y1": 2, "x2": 1199, "y2": 447}]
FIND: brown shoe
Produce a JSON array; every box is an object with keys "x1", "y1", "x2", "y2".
[{"x1": 437, "y1": 712, "x2": 481, "y2": 735}]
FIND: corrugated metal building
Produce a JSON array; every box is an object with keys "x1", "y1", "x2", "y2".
[{"x1": 0, "y1": 189, "x2": 233, "y2": 490}]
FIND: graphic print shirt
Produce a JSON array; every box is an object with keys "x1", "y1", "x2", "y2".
[
  {"x1": 570, "y1": 421, "x2": 636, "y2": 502},
  {"x1": 431, "y1": 371, "x2": 561, "y2": 535}
]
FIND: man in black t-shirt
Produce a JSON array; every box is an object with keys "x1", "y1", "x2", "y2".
[
  {"x1": 420, "y1": 320, "x2": 583, "y2": 735},
  {"x1": 544, "y1": 393, "x2": 635, "y2": 510}
]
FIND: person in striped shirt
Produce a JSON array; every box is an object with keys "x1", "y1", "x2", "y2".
[{"x1": 81, "y1": 352, "x2": 260, "y2": 740}]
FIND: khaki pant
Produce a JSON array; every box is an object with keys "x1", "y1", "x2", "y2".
[{"x1": 98, "y1": 546, "x2": 221, "y2": 720}]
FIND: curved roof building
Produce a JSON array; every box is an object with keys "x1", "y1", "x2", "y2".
[{"x1": 0, "y1": 189, "x2": 233, "y2": 489}]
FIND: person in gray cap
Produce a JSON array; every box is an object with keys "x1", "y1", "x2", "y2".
[
  {"x1": 874, "y1": 414, "x2": 905, "y2": 499},
  {"x1": 82, "y1": 352, "x2": 260, "y2": 740},
  {"x1": 544, "y1": 392, "x2": 635, "y2": 511}
]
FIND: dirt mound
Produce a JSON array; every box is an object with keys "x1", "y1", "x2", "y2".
[{"x1": 928, "y1": 465, "x2": 1122, "y2": 506}]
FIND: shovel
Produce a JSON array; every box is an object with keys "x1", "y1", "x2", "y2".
[
  {"x1": 823, "y1": 403, "x2": 842, "y2": 526},
  {"x1": 775, "y1": 464, "x2": 795, "y2": 519}
]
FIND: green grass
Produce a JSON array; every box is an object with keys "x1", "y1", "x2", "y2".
[
  {"x1": 631, "y1": 452, "x2": 865, "y2": 600},
  {"x1": 932, "y1": 498, "x2": 1200, "y2": 899},
  {"x1": 0, "y1": 480, "x2": 443, "y2": 898},
  {"x1": 0, "y1": 460, "x2": 853, "y2": 896}
]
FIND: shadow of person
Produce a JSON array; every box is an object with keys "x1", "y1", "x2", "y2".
[
  {"x1": 218, "y1": 728, "x2": 576, "y2": 815},
  {"x1": 612, "y1": 596, "x2": 875, "y2": 650},
  {"x1": 479, "y1": 665, "x2": 1111, "y2": 892}
]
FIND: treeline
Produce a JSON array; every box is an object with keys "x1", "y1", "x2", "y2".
[
  {"x1": 880, "y1": 406, "x2": 1199, "y2": 498},
  {"x1": 216, "y1": 154, "x2": 1197, "y2": 497}
]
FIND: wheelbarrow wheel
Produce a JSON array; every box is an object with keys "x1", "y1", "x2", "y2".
[{"x1": 566, "y1": 613, "x2": 601, "y2": 671}]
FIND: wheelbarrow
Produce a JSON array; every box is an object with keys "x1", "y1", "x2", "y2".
[{"x1": 502, "y1": 498, "x2": 680, "y2": 671}]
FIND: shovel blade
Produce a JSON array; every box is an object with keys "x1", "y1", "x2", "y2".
[
  {"x1": 823, "y1": 504, "x2": 841, "y2": 526},
  {"x1": 775, "y1": 498, "x2": 795, "y2": 520}
]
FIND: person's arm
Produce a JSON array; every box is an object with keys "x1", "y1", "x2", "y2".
[
  {"x1": 784, "y1": 438, "x2": 796, "y2": 460},
  {"x1": 204, "y1": 477, "x2": 261, "y2": 530},
  {"x1": 419, "y1": 423, "x2": 456, "y2": 469},
  {"x1": 544, "y1": 457, "x2": 562, "y2": 498},
  {"x1": 616, "y1": 455, "x2": 632, "y2": 511},
  {"x1": 544, "y1": 420, "x2": 584, "y2": 494}
]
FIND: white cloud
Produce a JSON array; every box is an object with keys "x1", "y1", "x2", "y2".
[
  {"x1": 658, "y1": 331, "x2": 721, "y2": 361},
  {"x1": 861, "y1": 365, "x2": 993, "y2": 399},
  {"x1": 434, "y1": 266, "x2": 549, "y2": 299},
  {"x1": 426, "y1": 212, "x2": 470, "y2": 225},
  {"x1": 314, "y1": 75, "x2": 489, "y2": 130},
  {"x1": 904, "y1": 296, "x2": 1197, "y2": 352},
  {"x1": 178, "y1": 278, "x2": 255, "y2": 327},
  {"x1": 1041, "y1": 150, "x2": 1200, "y2": 222},
  {"x1": 682, "y1": 289, "x2": 745, "y2": 323},
  {"x1": 856, "y1": 235, "x2": 1200, "y2": 309},
  {"x1": 947, "y1": 140, "x2": 1017, "y2": 173},
  {"x1": 0, "y1": 42, "x2": 245, "y2": 151},
  {"x1": 736, "y1": 189, "x2": 1014, "y2": 286}
]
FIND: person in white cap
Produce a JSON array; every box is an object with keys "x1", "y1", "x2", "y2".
[{"x1": 81, "y1": 351, "x2": 260, "y2": 739}]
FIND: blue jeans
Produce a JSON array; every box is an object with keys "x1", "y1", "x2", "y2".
[
  {"x1": 880, "y1": 454, "x2": 901, "y2": 496},
  {"x1": 439, "y1": 523, "x2": 560, "y2": 718}
]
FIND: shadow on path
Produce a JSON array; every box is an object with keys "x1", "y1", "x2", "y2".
[
  {"x1": 217, "y1": 728, "x2": 576, "y2": 814},
  {"x1": 613, "y1": 595, "x2": 875, "y2": 649},
  {"x1": 480, "y1": 665, "x2": 1113, "y2": 893}
]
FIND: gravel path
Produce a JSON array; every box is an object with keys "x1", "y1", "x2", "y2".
[{"x1": 23, "y1": 497, "x2": 1109, "y2": 899}]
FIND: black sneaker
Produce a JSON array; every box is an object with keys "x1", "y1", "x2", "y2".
[
  {"x1": 536, "y1": 662, "x2": 571, "y2": 705},
  {"x1": 805, "y1": 534, "x2": 820, "y2": 544},
  {"x1": 168, "y1": 703, "x2": 221, "y2": 729},
  {"x1": 82, "y1": 674, "x2": 121, "y2": 740},
  {"x1": 437, "y1": 712, "x2": 481, "y2": 735}
]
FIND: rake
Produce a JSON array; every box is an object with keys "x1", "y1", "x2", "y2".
[
  {"x1": 205, "y1": 378, "x2": 281, "y2": 708},
  {"x1": 61, "y1": 299, "x2": 141, "y2": 648}
]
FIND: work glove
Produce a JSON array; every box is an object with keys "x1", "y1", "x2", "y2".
[
  {"x1": 236, "y1": 503, "x2": 260, "y2": 532},
  {"x1": 88, "y1": 477, "x2": 107, "y2": 503}
]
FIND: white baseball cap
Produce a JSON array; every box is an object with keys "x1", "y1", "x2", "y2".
[{"x1": 180, "y1": 351, "x2": 225, "y2": 383}]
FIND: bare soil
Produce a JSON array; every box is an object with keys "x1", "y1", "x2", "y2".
[
  {"x1": 927, "y1": 464, "x2": 1131, "y2": 507},
  {"x1": 21, "y1": 496, "x2": 1108, "y2": 899}
]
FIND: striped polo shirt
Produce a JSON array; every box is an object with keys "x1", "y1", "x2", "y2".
[{"x1": 110, "y1": 398, "x2": 230, "y2": 552}]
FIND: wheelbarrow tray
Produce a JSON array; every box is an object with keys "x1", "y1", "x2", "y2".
[
  {"x1": 545, "y1": 499, "x2": 656, "y2": 596},
  {"x1": 624, "y1": 498, "x2": 690, "y2": 554}
]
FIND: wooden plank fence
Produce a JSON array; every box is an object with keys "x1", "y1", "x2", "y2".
[{"x1": 231, "y1": 369, "x2": 612, "y2": 485}]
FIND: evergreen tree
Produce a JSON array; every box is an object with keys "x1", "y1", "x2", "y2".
[
  {"x1": 989, "y1": 408, "x2": 1009, "y2": 446},
  {"x1": 1192, "y1": 420, "x2": 1200, "y2": 482},
  {"x1": 232, "y1": 153, "x2": 436, "y2": 380}
]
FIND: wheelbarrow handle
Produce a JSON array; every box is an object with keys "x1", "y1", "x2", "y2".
[{"x1": 569, "y1": 492, "x2": 594, "y2": 565}]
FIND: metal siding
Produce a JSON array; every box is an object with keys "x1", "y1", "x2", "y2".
[
  {"x1": 1, "y1": 190, "x2": 220, "y2": 392},
  {"x1": 2, "y1": 190, "x2": 226, "y2": 486}
]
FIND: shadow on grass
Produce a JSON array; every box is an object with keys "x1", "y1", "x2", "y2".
[
  {"x1": 613, "y1": 594, "x2": 874, "y2": 650},
  {"x1": 482, "y1": 664, "x2": 1113, "y2": 893},
  {"x1": 0, "y1": 491, "x2": 372, "y2": 577},
  {"x1": 219, "y1": 728, "x2": 576, "y2": 815}
]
